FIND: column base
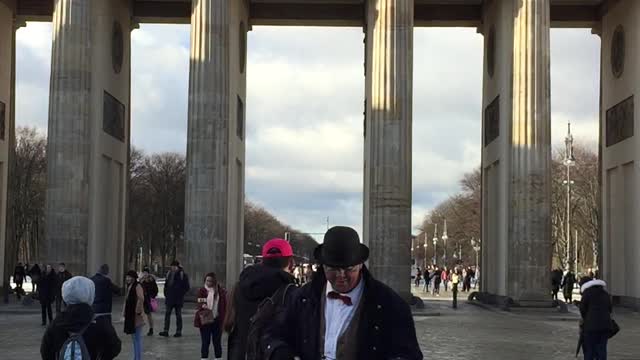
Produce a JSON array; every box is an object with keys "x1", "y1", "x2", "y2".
[
  {"x1": 613, "y1": 295, "x2": 640, "y2": 312},
  {"x1": 469, "y1": 291, "x2": 559, "y2": 311}
]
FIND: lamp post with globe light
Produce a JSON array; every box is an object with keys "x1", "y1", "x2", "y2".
[
  {"x1": 432, "y1": 223, "x2": 438, "y2": 266},
  {"x1": 471, "y1": 237, "x2": 481, "y2": 269},
  {"x1": 442, "y1": 219, "x2": 449, "y2": 267},
  {"x1": 563, "y1": 122, "x2": 576, "y2": 271},
  {"x1": 423, "y1": 232, "x2": 428, "y2": 269}
]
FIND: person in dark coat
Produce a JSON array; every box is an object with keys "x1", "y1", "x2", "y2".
[
  {"x1": 91, "y1": 264, "x2": 120, "y2": 320},
  {"x1": 13, "y1": 262, "x2": 26, "y2": 298},
  {"x1": 140, "y1": 266, "x2": 159, "y2": 336},
  {"x1": 227, "y1": 238, "x2": 296, "y2": 360},
  {"x1": 39, "y1": 265, "x2": 56, "y2": 326},
  {"x1": 579, "y1": 277, "x2": 612, "y2": 360},
  {"x1": 264, "y1": 226, "x2": 423, "y2": 360},
  {"x1": 551, "y1": 268, "x2": 563, "y2": 300},
  {"x1": 562, "y1": 271, "x2": 577, "y2": 303},
  {"x1": 195, "y1": 272, "x2": 227, "y2": 360},
  {"x1": 40, "y1": 276, "x2": 121, "y2": 360},
  {"x1": 30, "y1": 263, "x2": 42, "y2": 295},
  {"x1": 159, "y1": 260, "x2": 190, "y2": 337},
  {"x1": 55, "y1": 263, "x2": 73, "y2": 314}
]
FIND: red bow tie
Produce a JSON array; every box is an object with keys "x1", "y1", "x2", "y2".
[{"x1": 327, "y1": 291, "x2": 353, "y2": 306}]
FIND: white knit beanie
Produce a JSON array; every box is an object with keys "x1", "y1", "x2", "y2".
[{"x1": 62, "y1": 276, "x2": 96, "y2": 305}]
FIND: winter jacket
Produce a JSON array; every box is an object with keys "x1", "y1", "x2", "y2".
[
  {"x1": 194, "y1": 285, "x2": 227, "y2": 328},
  {"x1": 227, "y1": 264, "x2": 296, "y2": 360},
  {"x1": 140, "y1": 275, "x2": 159, "y2": 314},
  {"x1": 55, "y1": 270, "x2": 73, "y2": 296},
  {"x1": 40, "y1": 303, "x2": 122, "y2": 360},
  {"x1": 580, "y1": 279, "x2": 612, "y2": 333},
  {"x1": 264, "y1": 266, "x2": 423, "y2": 360},
  {"x1": 164, "y1": 268, "x2": 190, "y2": 307},
  {"x1": 123, "y1": 282, "x2": 145, "y2": 334},
  {"x1": 13, "y1": 265, "x2": 26, "y2": 284},
  {"x1": 91, "y1": 273, "x2": 120, "y2": 315},
  {"x1": 39, "y1": 271, "x2": 57, "y2": 303}
]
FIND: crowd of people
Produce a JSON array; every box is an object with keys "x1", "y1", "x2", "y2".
[{"x1": 9, "y1": 229, "x2": 619, "y2": 360}]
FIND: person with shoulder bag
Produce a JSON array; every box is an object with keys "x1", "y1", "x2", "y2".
[
  {"x1": 579, "y1": 276, "x2": 617, "y2": 360},
  {"x1": 140, "y1": 267, "x2": 159, "y2": 336},
  {"x1": 123, "y1": 270, "x2": 145, "y2": 360},
  {"x1": 195, "y1": 272, "x2": 227, "y2": 360}
]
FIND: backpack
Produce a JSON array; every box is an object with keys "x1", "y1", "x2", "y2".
[
  {"x1": 245, "y1": 283, "x2": 295, "y2": 360},
  {"x1": 58, "y1": 323, "x2": 91, "y2": 360}
]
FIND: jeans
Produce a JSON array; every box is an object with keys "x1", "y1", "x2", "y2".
[
  {"x1": 200, "y1": 319, "x2": 222, "y2": 359},
  {"x1": 164, "y1": 304, "x2": 183, "y2": 333},
  {"x1": 133, "y1": 325, "x2": 143, "y2": 360},
  {"x1": 452, "y1": 284, "x2": 459, "y2": 309},
  {"x1": 41, "y1": 301, "x2": 53, "y2": 325},
  {"x1": 583, "y1": 331, "x2": 608, "y2": 360}
]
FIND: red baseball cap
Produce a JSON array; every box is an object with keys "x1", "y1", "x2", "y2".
[{"x1": 262, "y1": 238, "x2": 293, "y2": 258}]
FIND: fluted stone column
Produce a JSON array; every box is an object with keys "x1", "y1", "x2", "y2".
[
  {"x1": 185, "y1": 0, "x2": 247, "y2": 287},
  {"x1": 508, "y1": 0, "x2": 552, "y2": 302},
  {"x1": 364, "y1": 0, "x2": 414, "y2": 299},
  {"x1": 45, "y1": 0, "x2": 92, "y2": 273}
]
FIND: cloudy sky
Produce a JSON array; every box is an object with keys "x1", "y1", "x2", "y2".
[{"x1": 15, "y1": 23, "x2": 600, "y2": 241}]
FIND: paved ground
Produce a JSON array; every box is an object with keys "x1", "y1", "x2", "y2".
[{"x1": 1, "y1": 293, "x2": 639, "y2": 360}]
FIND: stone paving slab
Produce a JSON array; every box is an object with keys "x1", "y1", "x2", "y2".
[{"x1": 0, "y1": 299, "x2": 639, "y2": 359}]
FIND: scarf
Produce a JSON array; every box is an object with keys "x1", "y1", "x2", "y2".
[
  {"x1": 204, "y1": 284, "x2": 219, "y2": 319},
  {"x1": 124, "y1": 281, "x2": 139, "y2": 334}
]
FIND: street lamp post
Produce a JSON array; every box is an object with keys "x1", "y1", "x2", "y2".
[
  {"x1": 471, "y1": 237, "x2": 481, "y2": 269},
  {"x1": 563, "y1": 122, "x2": 576, "y2": 271},
  {"x1": 432, "y1": 223, "x2": 438, "y2": 266},
  {"x1": 423, "y1": 232, "x2": 428, "y2": 269},
  {"x1": 442, "y1": 219, "x2": 449, "y2": 267}
]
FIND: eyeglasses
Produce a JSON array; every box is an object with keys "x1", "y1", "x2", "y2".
[{"x1": 324, "y1": 265, "x2": 360, "y2": 274}]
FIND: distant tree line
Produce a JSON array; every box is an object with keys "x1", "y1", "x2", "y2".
[
  {"x1": 416, "y1": 143, "x2": 600, "y2": 273},
  {"x1": 6, "y1": 127, "x2": 318, "y2": 278}
]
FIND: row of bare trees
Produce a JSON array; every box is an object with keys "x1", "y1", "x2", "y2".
[
  {"x1": 7, "y1": 127, "x2": 318, "y2": 277},
  {"x1": 415, "y1": 143, "x2": 600, "y2": 273}
]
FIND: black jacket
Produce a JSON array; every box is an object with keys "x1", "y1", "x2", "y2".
[
  {"x1": 55, "y1": 270, "x2": 73, "y2": 295},
  {"x1": 228, "y1": 264, "x2": 296, "y2": 360},
  {"x1": 40, "y1": 303, "x2": 122, "y2": 360},
  {"x1": 580, "y1": 279, "x2": 612, "y2": 333},
  {"x1": 14, "y1": 265, "x2": 26, "y2": 283},
  {"x1": 264, "y1": 266, "x2": 423, "y2": 360},
  {"x1": 164, "y1": 268, "x2": 190, "y2": 306},
  {"x1": 39, "y1": 271, "x2": 57, "y2": 303},
  {"x1": 91, "y1": 273, "x2": 120, "y2": 315}
]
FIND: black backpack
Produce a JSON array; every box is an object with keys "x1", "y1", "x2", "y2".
[
  {"x1": 245, "y1": 283, "x2": 295, "y2": 360},
  {"x1": 58, "y1": 322, "x2": 91, "y2": 360}
]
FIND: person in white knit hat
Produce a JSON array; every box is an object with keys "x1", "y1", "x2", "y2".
[{"x1": 40, "y1": 276, "x2": 121, "y2": 360}]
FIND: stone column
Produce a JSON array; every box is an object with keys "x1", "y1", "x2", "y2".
[
  {"x1": 507, "y1": 0, "x2": 552, "y2": 302},
  {"x1": 45, "y1": 0, "x2": 92, "y2": 274},
  {"x1": 186, "y1": 0, "x2": 243, "y2": 287},
  {"x1": 364, "y1": 0, "x2": 414, "y2": 299}
]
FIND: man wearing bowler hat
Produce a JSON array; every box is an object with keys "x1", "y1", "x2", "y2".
[{"x1": 264, "y1": 226, "x2": 422, "y2": 360}]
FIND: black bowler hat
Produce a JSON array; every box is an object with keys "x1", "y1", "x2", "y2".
[{"x1": 314, "y1": 226, "x2": 369, "y2": 267}]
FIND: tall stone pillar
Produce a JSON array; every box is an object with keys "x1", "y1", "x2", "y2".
[
  {"x1": 363, "y1": 0, "x2": 414, "y2": 299},
  {"x1": 481, "y1": 0, "x2": 552, "y2": 304},
  {"x1": 600, "y1": 0, "x2": 640, "y2": 310},
  {"x1": 185, "y1": 0, "x2": 248, "y2": 287},
  {"x1": 0, "y1": 0, "x2": 16, "y2": 291},
  {"x1": 46, "y1": 0, "x2": 131, "y2": 283}
]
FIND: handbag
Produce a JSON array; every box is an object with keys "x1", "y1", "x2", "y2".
[
  {"x1": 150, "y1": 297, "x2": 159, "y2": 313},
  {"x1": 609, "y1": 319, "x2": 620, "y2": 339},
  {"x1": 198, "y1": 308, "x2": 215, "y2": 326}
]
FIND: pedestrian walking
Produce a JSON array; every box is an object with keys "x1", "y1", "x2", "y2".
[
  {"x1": 54, "y1": 263, "x2": 73, "y2": 314},
  {"x1": 579, "y1": 277, "x2": 614, "y2": 360},
  {"x1": 40, "y1": 276, "x2": 122, "y2": 360},
  {"x1": 140, "y1": 266, "x2": 159, "y2": 336},
  {"x1": 263, "y1": 226, "x2": 423, "y2": 360},
  {"x1": 423, "y1": 267, "x2": 430, "y2": 293},
  {"x1": 415, "y1": 267, "x2": 422, "y2": 288},
  {"x1": 159, "y1": 260, "x2": 190, "y2": 338},
  {"x1": 91, "y1": 264, "x2": 120, "y2": 322},
  {"x1": 195, "y1": 272, "x2": 227, "y2": 360},
  {"x1": 227, "y1": 238, "x2": 296, "y2": 360},
  {"x1": 124, "y1": 270, "x2": 145, "y2": 360},
  {"x1": 13, "y1": 262, "x2": 26, "y2": 298},
  {"x1": 451, "y1": 267, "x2": 461, "y2": 309},
  {"x1": 442, "y1": 267, "x2": 449, "y2": 292},
  {"x1": 551, "y1": 268, "x2": 563, "y2": 300},
  {"x1": 562, "y1": 270, "x2": 577, "y2": 304},
  {"x1": 433, "y1": 267, "x2": 442, "y2": 296},
  {"x1": 39, "y1": 265, "x2": 56, "y2": 326},
  {"x1": 30, "y1": 263, "x2": 42, "y2": 295}
]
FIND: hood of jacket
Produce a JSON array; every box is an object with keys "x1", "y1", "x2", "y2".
[
  {"x1": 51, "y1": 303, "x2": 95, "y2": 332},
  {"x1": 238, "y1": 264, "x2": 294, "y2": 302},
  {"x1": 581, "y1": 279, "x2": 607, "y2": 293}
]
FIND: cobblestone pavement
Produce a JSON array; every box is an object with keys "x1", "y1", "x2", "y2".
[{"x1": 0, "y1": 298, "x2": 638, "y2": 359}]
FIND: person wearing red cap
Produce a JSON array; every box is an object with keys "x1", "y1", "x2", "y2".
[{"x1": 226, "y1": 239, "x2": 296, "y2": 360}]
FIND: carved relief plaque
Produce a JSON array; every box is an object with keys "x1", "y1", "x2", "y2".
[
  {"x1": 606, "y1": 95, "x2": 633, "y2": 147},
  {"x1": 103, "y1": 91, "x2": 125, "y2": 142},
  {"x1": 487, "y1": 25, "x2": 496, "y2": 79},
  {"x1": 112, "y1": 21, "x2": 124, "y2": 74},
  {"x1": 484, "y1": 95, "x2": 499, "y2": 146},
  {"x1": 611, "y1": 25, "x2": 625, "y2": 79},
  {"x1": 239, "y1": 22, "x2": 246, "y2": 74}
]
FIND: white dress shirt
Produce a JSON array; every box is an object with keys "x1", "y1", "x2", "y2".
[{"x1": 323, "y1": 279, "x2": 364, "y2": 360}]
